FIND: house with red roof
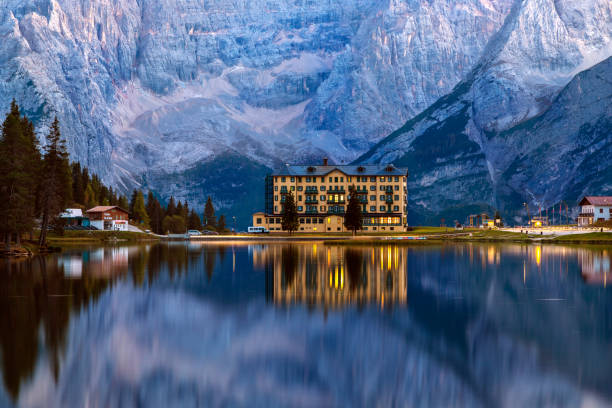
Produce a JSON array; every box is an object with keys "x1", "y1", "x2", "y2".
[
  {"x1": 577, "y1": 197, "x2": 612, "y2": 226},
  {"x1": 86, "y1": 206, "x2": 130, "y2": 231}
]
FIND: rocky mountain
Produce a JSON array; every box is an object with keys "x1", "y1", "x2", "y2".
[
  {"x1": 360, "y1": 0, "x2": 612, "y2": 223},
  {"x1": 0, "y1": 0, "x2": 610, "y2": 224},
  {"x1": 0, "y1": 0, "x2": 512, "y2": 222}
]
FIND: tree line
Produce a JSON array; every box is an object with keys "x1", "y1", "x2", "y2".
[
  {"x1": 0, "y1": 101, "x2": 229, "y2": 250},
  {"x1": 131, "y1": 192, "x2": 228, "y2": 235}
]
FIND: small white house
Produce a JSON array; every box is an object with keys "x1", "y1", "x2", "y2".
[{"x1": 577, "y1": 196, "x2": 612, "y2": 226}]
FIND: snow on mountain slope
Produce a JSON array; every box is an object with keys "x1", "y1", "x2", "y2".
[
  {"x1": 0, "y1": 0, "x2": 511, "y2": 218},
  {"x1": 360, "y1": 0, "x2": 612, "y2": 222}
]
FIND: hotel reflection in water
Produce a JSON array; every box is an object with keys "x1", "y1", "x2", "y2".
[{"x1": 252, "y1": 244, "x2": 407, "y2": 309}]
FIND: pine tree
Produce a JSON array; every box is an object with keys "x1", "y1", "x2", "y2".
[
  {"x1": 84, "y1": 183, "x2": 96, "y2": 209},
  {"x1": 188, "y1": 209, "x2": 202, "y2": 230},
  {"x1": 281, "y1": 192, "x2": 299, "y2": 235},
  {"x1": 0, "y1": 101, "x2": 40, "y2": 249},
  {"x1": 118, "y1": 195, "x2": 129, "y2": 211},
  {"x1": 344, "y1": 185, "x2": 363, "y2": 236},
  {"x1": 166, "y1": 196, "x2": 176, "y2": 217},
  {"x1": 129, "y1": 189, "x2": 138, "y2": 216},
  {"x1": 71, "y1": 162, "x2": 85, "y2": 205},
  {"x1": 217, "y1": 214, "x2": 226, "y2": 233},
  {"x1": 38, "y1": 117, "x2": 72, "y2": 247},
  {"x1": 132, "y1": 190, "x2": 149, "y2": 226},
  {"x1": 204, "y1": 196, "x2": 216, "y2": 228}
]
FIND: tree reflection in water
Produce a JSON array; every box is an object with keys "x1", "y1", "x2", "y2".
[{"x1": 0, "y1": 242, "x2": 611, "y2": 406}]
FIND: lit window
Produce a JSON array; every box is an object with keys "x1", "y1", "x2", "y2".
[{"x1": 327, "y1": 217, "x2": 331, "y2": 224}]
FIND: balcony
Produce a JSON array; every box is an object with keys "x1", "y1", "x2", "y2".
[
  {"x1": 327, "y1": 187, "x2": 345, "y2": 194},
  {"x1": 328, "y1": 199, "x2": 346, "y2": 204},
  {"x1": 305, "y1": 199, "x2": 319, "y2": 204},
  {"x1": 305, "y1": 187, "x2": 318, "y2": 193},
  {"x1": 385, "y1": 196, "x2": 393, "y2": 204},
  {"x1": 328, "y1": 209, "x2": 345, "y2": 215}
]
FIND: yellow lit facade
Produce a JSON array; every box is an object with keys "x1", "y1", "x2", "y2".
[{"x1": 252, "y1": 162, "x2": 409, "y2": 233}]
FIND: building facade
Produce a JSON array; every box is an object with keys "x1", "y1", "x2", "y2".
[
  {"x1": 86, "y1": 206, "x2": 130, "y2": 231},
  {"x1": 577, "y1": 196, "x2": 612, "y2": 226},
  {"x1": 252, "y1": 161, "x2": 409, "y2": 233}
]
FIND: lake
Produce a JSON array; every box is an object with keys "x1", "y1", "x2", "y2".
[{"x1": 0, "y1": 242, "x2": 611, "y2": 407}]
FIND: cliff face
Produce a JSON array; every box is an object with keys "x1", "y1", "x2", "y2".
[
  {"x1": 359, "y1": 0, "x2": 612, "y2": 222},
  {"x1": 1, "y1": 0, "x2": 610, "y2": 223},
  {"x1": 0, "y1": 0, "x2": 511, "y2": 218}
]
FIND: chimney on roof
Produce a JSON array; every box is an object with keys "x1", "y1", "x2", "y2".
[{"x1": 323, "y1": 157, "x2": 328, "y2": 166}]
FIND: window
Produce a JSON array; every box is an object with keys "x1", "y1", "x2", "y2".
[
  {"x1": 600, "y1": 208, "x2": 604, "y2": 213},
  {"x1": 387, "y1": 176, "x2": 392, "y2": 182},
  {"x1": 298, "y1": 186, "x2": 303, "y2": 191},
  {"x1": 380, "y1": 186, "x2": 385, "y2": 191},
  {"x1": 297, "y1": 177, "x2": 301, "y2": 182},
  {"x1": 306, "y1": 177, "x2": 311, "y2": 182},
  {"x1": 370, "y1": 177, "x2": 376, "y2": 182},
  {"x1": 370, "y1": 185, "x2": 376, "y2": 191},
  {"x1": 274, "y1": 206, "x2": 278, "y2": 212},
  {"x1": 319, "y1": 218, "x2": 324, "y2": 224},
  {"x1": 393, "y1": 206, "x2": 399, "y2": 211},
  {"x1": 370, "y1": 206, "x2": 376, "y2": 212},
  {"x1": 395, "y1": 176, "x2": 399, "y2": 182},
  {"x1": 327, "y1": 217, "x2": 331, "y2": 224},
  {"x1": 281, "y1": 177, "x2": 286, "y2": 182},
  {"x1": 340, "y1": 177, "x2": 344, "y2": 182},
  {"x1": 306, "y1": 218, "x2": 311, "y2": 224},
  {"x1": 274, "y1": 195, "x2": 279, "y2": 201},
  {"x1": 395, "y1": 185, "x2": 399, "y2": 191},
  {"x1": 370, "y1": 195, "x2": 376, "y2": 201},
  {"x1": 274, "y1": 186, "x2": 278, "y2": 191},
  {"x1": 380, "y1": 206, "x2": 385, "y2": 211},
  {"x1": 321, "y1": 186, "x2": 326, "y2": 191},
  {"x1": 291, "y1": 186, "x2": 295, "y2": 191},
  {"x1": 380, "y1": 195, "x2": 385, "y2": 200},
  {"x1": 334, "y1": 177, "x2": 338, "y2": 182},
  {"x1": 394, "y1": 195, "x2": 399, "y2": 200},
  {"x1": 300, "y1": 218, "x2": 305, "y2": 224},
  {"x1": 329, "y1": 177, "x2": 332, "y2": 182},
  {"x1": 298, "y1": 196, "x2": 302, "y2": 201},
  {"x1": 380, "y1": 177, "x2": 385, "y2": 182},
  {"x1": 256, "y1": 218, "x2": 262, "y2": 224},
  {"x1": 298, "y1": 206, "x2": 303, "y2": 211},
  {"x1": 291, "y1": 177, "x2": 295, "y2": 182}
]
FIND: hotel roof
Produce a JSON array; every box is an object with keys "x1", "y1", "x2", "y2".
[
  {"x1": 580, "y1": 196, "x2": 612, "y2": 206},
  {"x1": 272, "y1": 164, "x2": 408, "y2": 177},
  {"x1": 86, "y1": 206, "x2": 129, "y2": 214}
]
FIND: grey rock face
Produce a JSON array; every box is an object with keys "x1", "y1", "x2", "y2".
[
  {"x1": 360, "y1": 0, "x2": 612, "y2": 221},
  {"x1": 0, "y1": 0, "x2": 510, "y2": 212}
]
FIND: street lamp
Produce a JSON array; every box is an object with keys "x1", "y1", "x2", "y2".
[
  {"x1": 523, "y1": 202, "x2": 530, "y2": 227},
  {"x1": 232, "y1": 216, "x2": 237, "y2": 233}
]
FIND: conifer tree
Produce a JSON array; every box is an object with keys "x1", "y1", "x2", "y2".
[
  {"x1": 71, "y1": 162, "x2": 85, "y2": 205},
  {"x1": 344, "y1": 185, "x2": 363, "y2": 236},
  {"x1": 129, "y1": 189, "x2": 138, "y2": 216},
  {"x1": 188, "y1": 209, "x2": 202, "y2": 230},
  {"x1": 118, "y1": 195, "x2": 129, "y2": 211},
  {"x1": 281, "y1": 192, "x2": 299, "y2": 235},
  {"x1": 38, "y1": 117, "x2": 72, "y2": 247},
  {"x1": 217, "y1": 214, "x2": 226, "y2": 232},
  {"x1": 132, "y1": 190, "x2": 149, "y2": 226},
  {"x1": 166, "y1": 196, "x2": 176, "y2": 217},
  {"x1": 0, "y1": 101, "x2": 40, "y2": 249},
  {"x1": 204, "y1": 196, "x2": 216, "y2": 228}
]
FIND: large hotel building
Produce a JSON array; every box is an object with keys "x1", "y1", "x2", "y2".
[{"x1": 252, "y1": 159, "x2": 409, "y2": 233}]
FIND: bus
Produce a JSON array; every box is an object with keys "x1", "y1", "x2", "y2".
[{"x1": 248, "y1": 226, "x2": 269, "y2": 234}]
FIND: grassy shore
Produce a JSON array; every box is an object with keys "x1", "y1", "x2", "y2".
[
  {"x1": 46, "y1": 230, "x2": 158, "y2": 245},
  {"x1": 551, "y1": 232, "x2": 612, "y2": 244}
]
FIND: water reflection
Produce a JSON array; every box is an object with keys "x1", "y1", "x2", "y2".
[
  {"x1": 0, "y1": 242, "x2": 611, "y2": 407},
  {"x1": 253, "y1": 244, "x2": 407, "y2": 309}
]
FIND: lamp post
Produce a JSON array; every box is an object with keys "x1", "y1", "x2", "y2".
[
  {"x1": 523, "y1": 202, "x2": 530, "y2": 227},
  {"x1": 232, "y1": 216, "x2": 236, "y2": 234}
]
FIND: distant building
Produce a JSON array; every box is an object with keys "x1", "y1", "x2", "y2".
[
  {"x1": 252, "y1": 159, "x2": 409, "y2": 233},
  {"x1": 529, "y1": 216, "x2": 549, "y2": 228},
  {"x1": 577, "y1": 196, "x2": 612, "y2": 226},
  {"x1": 86, "y1": 206, "x2": 129, "y2": 231},
  {"x1": 60, "y1": 208, "x2": 91, "y2": 228}
]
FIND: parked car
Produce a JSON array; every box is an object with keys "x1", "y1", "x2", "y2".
[
  {"x1": 202, "y1": 230, "x2": 219, "y2": 235},
  {"x1": 187, "y1": 230, "x2": 202, "y2": 236},
  {"x1": 248, "y1": 226, "x2": 270, "y2": 234}
]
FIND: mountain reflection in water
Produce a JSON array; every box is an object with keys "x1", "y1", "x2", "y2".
[{"x1": 0, "y1": 242, "x2": 610, "y2": 407}]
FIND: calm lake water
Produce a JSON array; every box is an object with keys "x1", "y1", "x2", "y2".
[{"x1": 0, "y1": 242, "x2": 611, "y2": 407}]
